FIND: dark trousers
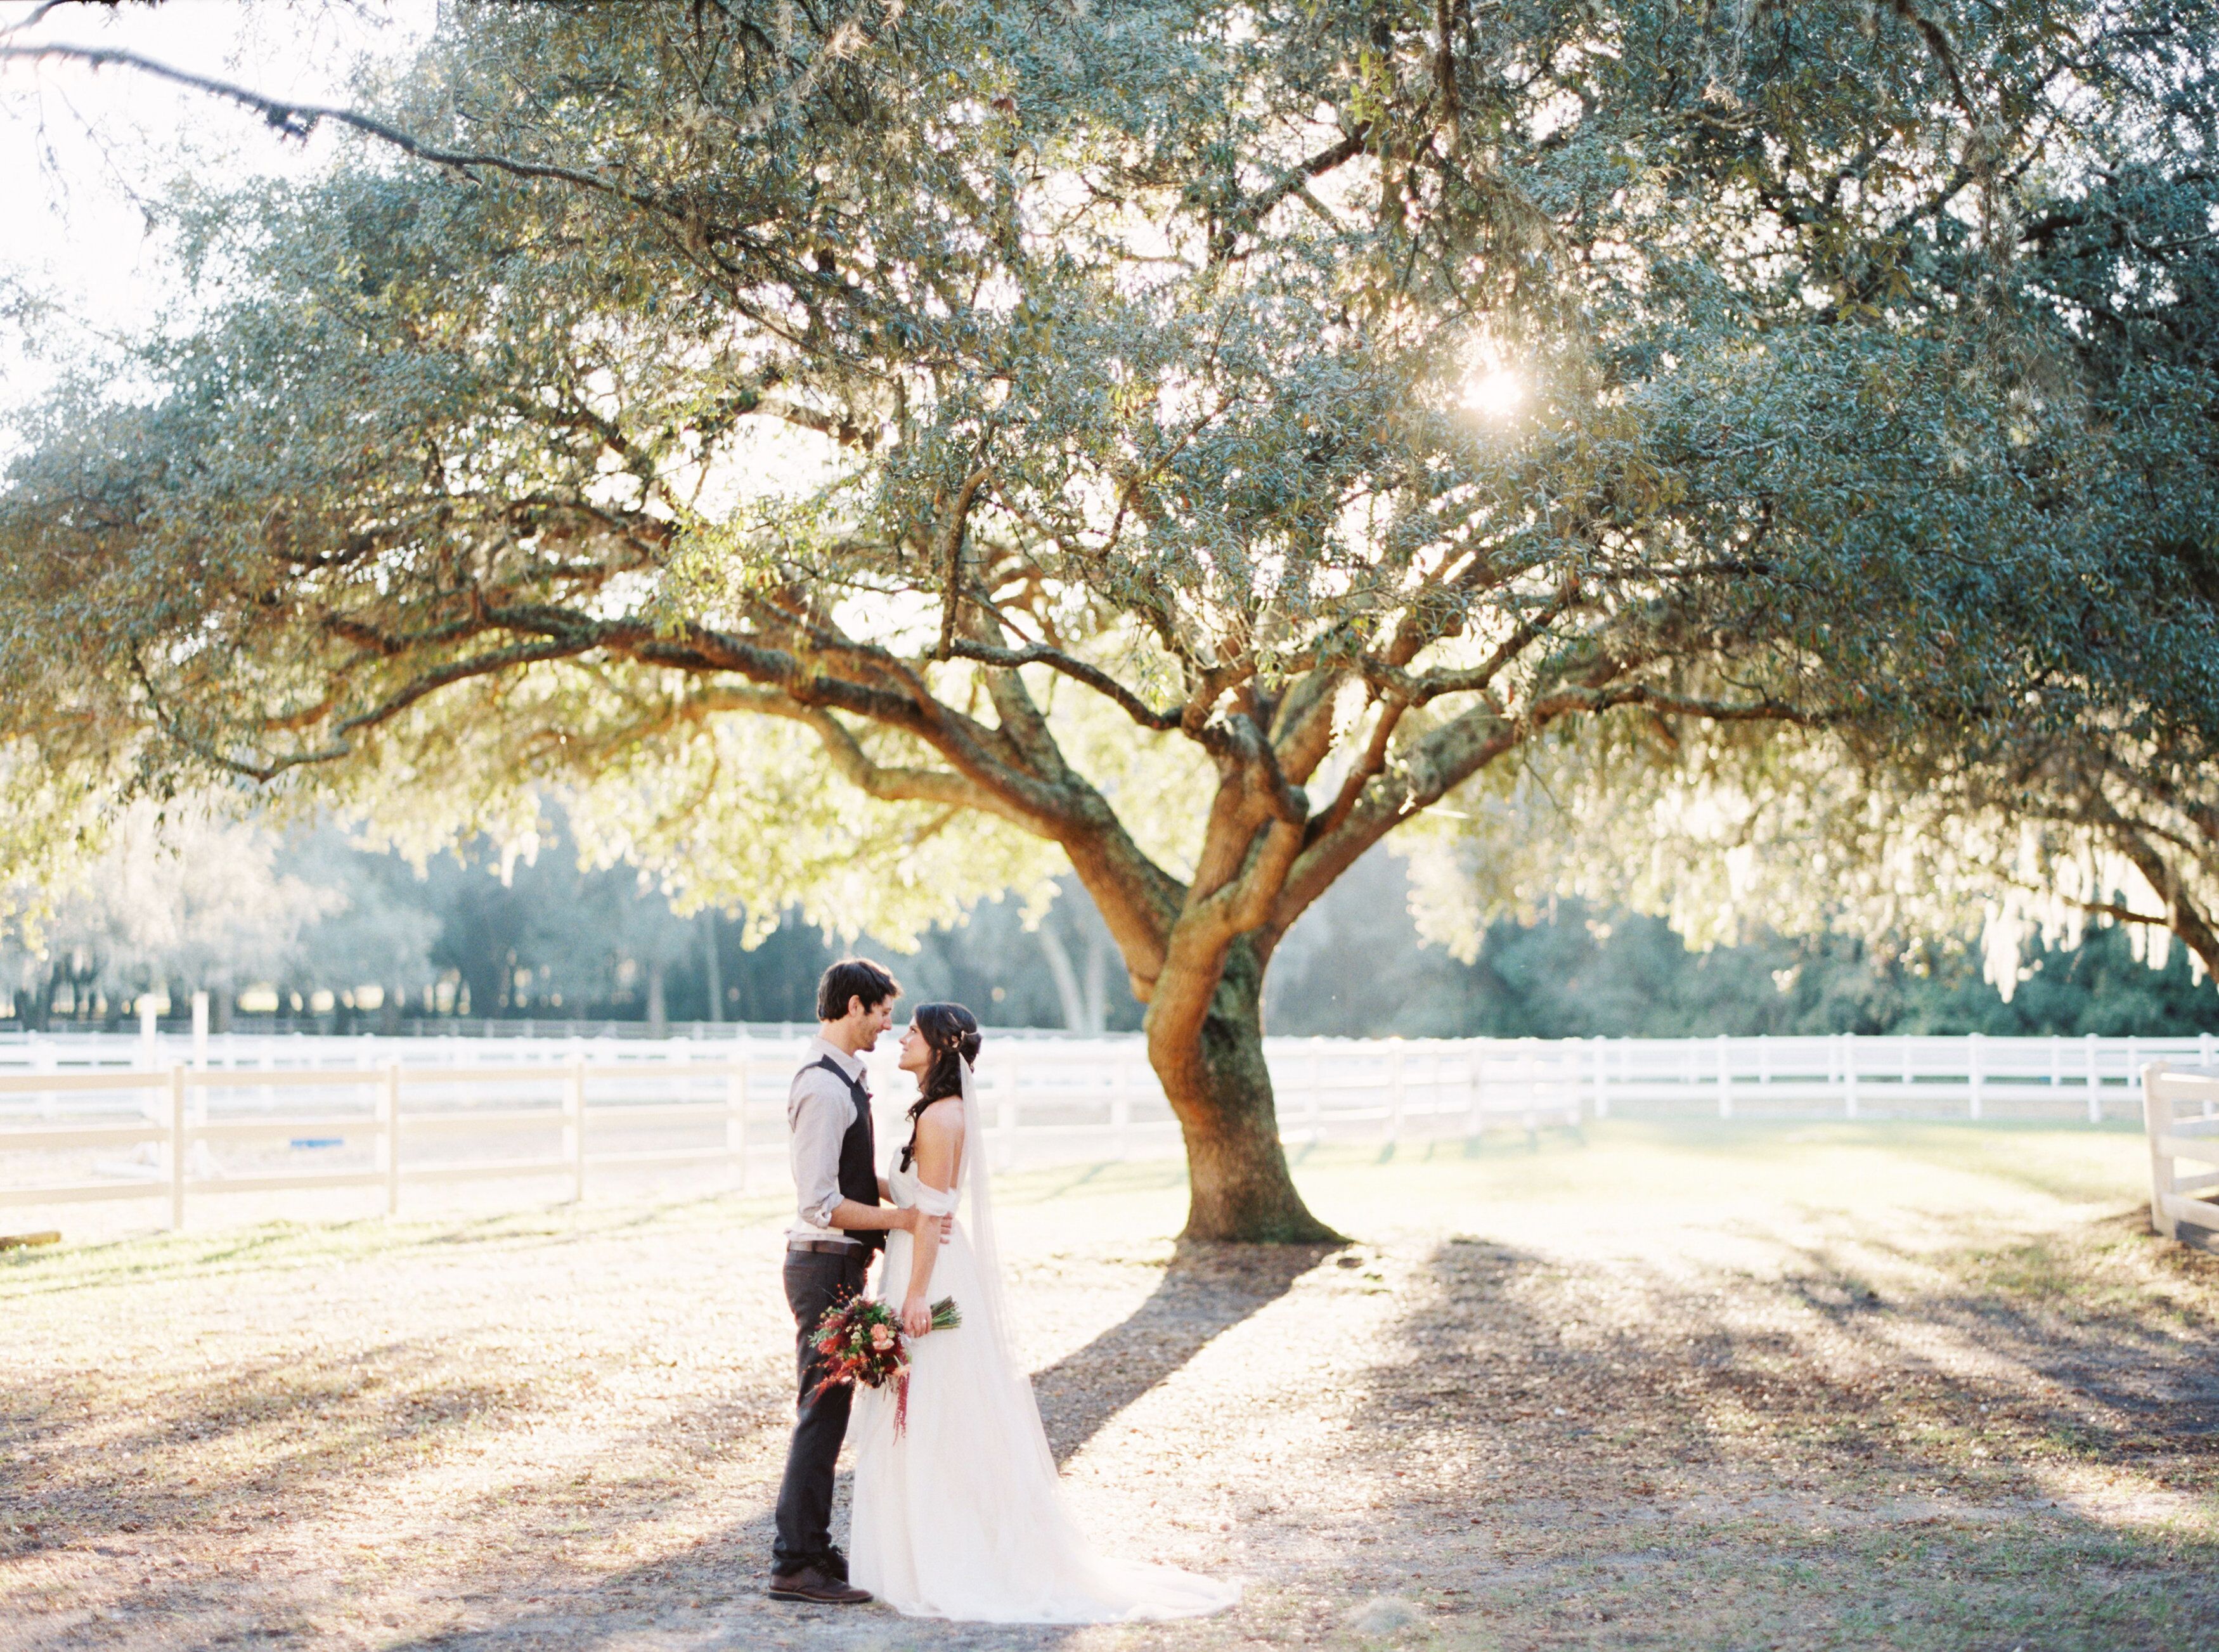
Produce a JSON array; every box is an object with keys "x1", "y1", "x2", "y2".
[{"x1": 772, "y1": 1246, "x2": 869, "y2": 1573}]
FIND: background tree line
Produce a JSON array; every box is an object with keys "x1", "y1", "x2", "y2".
[{"x1": 8, "y1": 811, "x2": 2209, "y2": 1039}]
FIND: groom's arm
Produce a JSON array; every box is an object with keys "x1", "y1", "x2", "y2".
[
  {"x1": 789, "y1": 1078, "x2": 950, "y2": 1243},
  {"x1": 825, "y1": 1198, "x2": 943, "y2": 1237},
  {"x1": 790, "y1": 1080, "x2": 855, "y2": 1233}
]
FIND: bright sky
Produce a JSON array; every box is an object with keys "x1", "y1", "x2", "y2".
[{"x1": 0, "y1": 0, "x2": 433, "y2": 406}]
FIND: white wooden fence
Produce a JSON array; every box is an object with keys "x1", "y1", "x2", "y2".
[
  {"x1": 2143, "y1": 1064, "x2": 2219, "y2": 1243},
  {"x1": 0, "y1": 1029, "x2": 2203, "y2": 1230}
]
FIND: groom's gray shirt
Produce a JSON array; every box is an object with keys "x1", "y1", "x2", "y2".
[{"x1": 787, "y1": 1035, "x2": 867, "y2": 1248}]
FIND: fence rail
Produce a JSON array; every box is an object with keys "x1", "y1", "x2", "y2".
[
  {"x1": 0, "y1": 1031, "x2": 2203, "y2": 1229},
  {"x1": 2143, "y1": 1063, "x2": 2219, "y2": 1242}
]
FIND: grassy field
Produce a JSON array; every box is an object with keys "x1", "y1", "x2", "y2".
[{"x1": 3, "y1": 1121, "x2": 2216, "y2": 1651}]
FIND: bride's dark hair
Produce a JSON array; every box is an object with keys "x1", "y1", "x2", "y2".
[{"x1": 900, "y1": 1001, "x2": 982, "y2": 1172}]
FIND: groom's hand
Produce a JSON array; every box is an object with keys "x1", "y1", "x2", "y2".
[{"x1": 904, "y1": 1208, "x2": 954, "y2": 1246}]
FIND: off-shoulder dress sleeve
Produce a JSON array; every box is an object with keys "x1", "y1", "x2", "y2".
[
  {"x1": 907, "y1": 1177, "x2": 959, "y2": 1216},
  {"x1": 905, "y1": 1102, "x2": 966, "y2": 1216}
]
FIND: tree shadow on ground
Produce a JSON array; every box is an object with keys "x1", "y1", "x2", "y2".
[
  {"x1": 1328, "y1": 1213, "x2": 2219, "y2": 1649},
  {"x1": 34, "y1": 1196, "x2": 2219, "y2": 1652},
  {"x1": 0, "y1": 1339, "x2": 533, "y2": 1547},
  {"x1": 1030, "y1": 1238, "x2": 1343, "y2": 1466}
]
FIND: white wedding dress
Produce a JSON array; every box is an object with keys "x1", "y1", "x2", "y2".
[{"x1": 848, "y1": 1067, "x2": 1239, "y2": 1623}]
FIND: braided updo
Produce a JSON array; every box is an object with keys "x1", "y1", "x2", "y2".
[{"x1": 899, "y1": 1001, "x2": 982, "y2": 1172}]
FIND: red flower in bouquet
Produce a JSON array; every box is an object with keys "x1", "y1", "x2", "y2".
[{"x1": 807, "y1": 1293, "x2": 962, "y2": 1435}]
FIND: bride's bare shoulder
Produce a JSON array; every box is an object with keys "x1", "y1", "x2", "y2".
[{"x1": 915, "y1": 1096, "x2": 965, "y2": 1137}]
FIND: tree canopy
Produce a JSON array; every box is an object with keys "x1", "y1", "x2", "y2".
[{"x1": 3, "y1": 0, "x2": 2216, "y2": 1236}]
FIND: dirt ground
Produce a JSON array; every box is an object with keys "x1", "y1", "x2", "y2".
[{"x1": 3, "y1": 1123, "x2": 2216, "y2": 1652}]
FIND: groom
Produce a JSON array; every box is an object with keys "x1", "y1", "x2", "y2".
[{"x1": 768, "y1": 958, "x2": 950, "y2": 1606}]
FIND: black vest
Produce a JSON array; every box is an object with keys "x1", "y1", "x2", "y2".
[{"x1": 813, "y1": 1055, "x2": 885, "y2": 1253}]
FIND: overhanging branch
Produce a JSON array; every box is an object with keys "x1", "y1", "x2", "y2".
[
  {"x1": 683, "y1": 684, "x2": 1019, "y2": 822},
  {"x1": 0, "y1": 40, "x2": 673, "y2": 214},
  {"x1": 944, "y1": 638, "x2": 1180, "y2": 731}
]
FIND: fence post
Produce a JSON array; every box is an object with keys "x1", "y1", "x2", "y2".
[
  {"x1": 727, "y1": 1038, "x2": 751, "y2": 1190},
  {"x1": 167, "y1": 1063, "x2": 188, "y2": 1232},
  {"x1": 1466, "y1": 1039, "x2": 1485, "y2": 1137},
  {"x1": 1591, "y1": 1036, "x2": 1608, "y2": 1120},
  {"x1": 566, "y1": 1056, "x2": 587, "y2": 1202},
  {"x1": 381, "y1": 1062, "x2": 403, "y2": 1216},
  {"x1": 1716, "y1": 1035, "x2": 1733, "y2": 1121},
  {"x1": 2145, "y1": 1062, "x2": 2177, "y2": 1239},
  {"x1": 996, "y1": 1059, "x2": 1019, "y2": 1170},
  {"x1": 1111, "y1": 1058, "x2": 1133, "y2": 1158},
  {"x1": 1385, "y1": 1038, "x2": 1406, "y2": 1145},
  {"x1": 32, "y1": 1036, "x2": 55, "y2": 1122},
  {"x1": 1968, "y1": 1033, "x2": 1984, "y2": 1121},
  {"x1": 135, "y1": 1001, "x2": 160, "y2": 1131},
  {"x1": 2085, "y1": 1033, "x2": 2102, "y2": 1124},
  {"x1": 1844, "y1": 1035, "x2": 1859, "y2": 1120},
  {"x1": 190, "y1": 991, "x2": 210, "y2": 1128},
  {"x1": 1520, "y1": 1038, "x2": 1538, "y2": 1137}
]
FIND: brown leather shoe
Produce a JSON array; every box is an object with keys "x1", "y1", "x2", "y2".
[{"x1": 767, "y1": 1564, "x2": 872, "y2": 1604}]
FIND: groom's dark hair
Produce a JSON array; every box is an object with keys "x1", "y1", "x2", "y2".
[{"x1": 817, "y1": 957, "x2": 902, "y2": 1023}]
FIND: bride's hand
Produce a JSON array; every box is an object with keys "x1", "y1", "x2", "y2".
[{"x1": 900, "y1": 1294, "x2": 933, "y2": 1338}]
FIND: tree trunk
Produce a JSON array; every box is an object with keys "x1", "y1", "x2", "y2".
[
  {"x1": 1147, "y1": 938, "x2": 1342, "y2": 1243},
  {"x1": 702, "y1": 912, "x2": 725, "y2": 1024}
]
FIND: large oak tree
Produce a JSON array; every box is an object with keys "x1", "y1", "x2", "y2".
[{"x1": 3, "y1": 0, "x2": 2213, "y2": 1237}]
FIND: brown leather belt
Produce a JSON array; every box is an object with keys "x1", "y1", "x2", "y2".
[{"x1": 787, "y1": 1238, "x2": 863, "y2": 1257}]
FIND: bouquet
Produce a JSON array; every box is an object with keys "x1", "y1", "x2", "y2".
[{"x1": 807, "y1": 1294, "x2": 962, "y2": 1435}]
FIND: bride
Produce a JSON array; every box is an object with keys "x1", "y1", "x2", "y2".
[{"x1": 847, "y1": 1001, "x2": 1241, "y2": 1623}]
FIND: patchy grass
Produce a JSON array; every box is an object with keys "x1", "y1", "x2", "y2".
[{"x1": 3, "y1": 1123, "x2": 2215, "y2": 1651}]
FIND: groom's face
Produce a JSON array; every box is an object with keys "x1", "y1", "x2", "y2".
[{"x1": 854, "y1": 996, "x2": 896, "y2": 1049}]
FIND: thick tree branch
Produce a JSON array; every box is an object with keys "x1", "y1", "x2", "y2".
[
  {"x1": 1268, "y1": 665, "x2": 1348, "y2": 787},
  {"x1": 1306, "y1": 696, "x2": 1409, "y2": 850},
  {"x1": 932, "y1": 465, "x2": 991, "y2": 661}
]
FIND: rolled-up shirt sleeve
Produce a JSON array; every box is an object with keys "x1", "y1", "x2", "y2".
[{"x1": 789, "y1": 1078, "x2": 852, "y2": 1230}]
